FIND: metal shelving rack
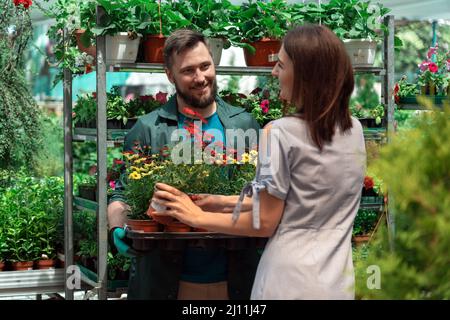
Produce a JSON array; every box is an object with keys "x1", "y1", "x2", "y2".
[{"x1": 62, "y1": 7, "x2": 396, "y2": 299}]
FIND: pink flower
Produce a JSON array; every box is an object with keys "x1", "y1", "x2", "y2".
[
  {"x1": 419, "y1": 61, "x2": 429, "y2": 72},
  {"x1": 447, "y1": 59, "x2": 450, "y2": 71},
  {"x1": 428, "y1": 62, "x2": 438, "y2": 73},
  {"x1": 260, "y1": 99, "x2": 270, "y2": 114},
  {"x1": 109, "y1": 181, "x2": 116, "y2": 190},
  {"x1": 427, "y1": 47, "x2": 437, "y2": 59},
  {"x1": 155, "y1": 91, "x2": 168, "y2": 104}
]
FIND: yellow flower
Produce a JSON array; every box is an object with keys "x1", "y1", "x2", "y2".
[
  {"x1": 250, "y1": 150, "x2": 258, "y2": 157},
  {"x1": 141, "y1": 172, "x2": 151, "y2": 177},
  {"x1": 125, "y1": 153, "x2": 139, "y2": 161},
  {"x1": 129, "y1": 172, "x2": 142, "y2": 180},
  {"x1": 241, "y1": 153, "x2": 250, "y2": 164},
  {"x1": 215, "y1": 159, "x2": 223, "y2": 165},
  {"x1": 130, "y1": 166, "x2": 141, "y2": 172}
]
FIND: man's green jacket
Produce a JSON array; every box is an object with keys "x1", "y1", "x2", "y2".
[{"x1": 110, "y1": 95, "x2": 264, "y2": 299}]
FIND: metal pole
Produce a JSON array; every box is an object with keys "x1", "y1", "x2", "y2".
[
  {"x1": 384, "y1": 15, "x2": 396, "y2": 251},
  {"x1": 63, "y1": 28, "x2": 74, "y2": 300},
  {"x1": 96, "y1": 5, "x2": 108, "y2": 300}
]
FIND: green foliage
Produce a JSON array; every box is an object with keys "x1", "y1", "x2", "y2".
[
  {"x1": 323, "y1": 0, "x2": 390, "y2": 41},
  {"x1": 0, "y1": 1, "x2": 42, "y2": 171},
  {"x1": 92, "y1": 0, "x2": 151, "y2": 37},
  {"x1": 107, "y1": 251, "x2": 130, "y2": 280},
  {"x1": 232, "y1": 0, "x2": 291, "y2": 51},
  {"x1": 0, "y1": 174, "x2": 64, "y2": 261},
  {"x1": 352, "y1": 209, "x2": 380, "y2": 236},
  {"x1": 34, "y1": 114, "x2": 64, "y2": 177},
  {"x1": 356, "y1": 102, "x2": 450, "y2": 299}
]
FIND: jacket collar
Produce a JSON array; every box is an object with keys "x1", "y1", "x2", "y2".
[{"x1": 157, "y1": 94, "x2": 245, "y2": 124}]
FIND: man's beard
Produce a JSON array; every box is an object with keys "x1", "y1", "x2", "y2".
[{"x1": 175, "y1": 80, "x2": 217, "y2": 109}]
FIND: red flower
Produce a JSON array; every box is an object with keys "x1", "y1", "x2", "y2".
[
  {"x1": 428, "y1": 62, "x2": 438, "y2": 73},
  {"x1": 364, "y1": 176, "x2": 374, "y2": 190},
  {"x1": 113, "y1": 158, "x2": 124, "y2": 165},
  {"x1": 260, "y1": 99, "x2": 270, "y2": 114},
  {"x1": 13, "y1": 0, "x2": 32, "y2": 9},
  {"x1": 85, "y1": 64, "x2": 93, "y2": 74},
  {"x1": 394, "y1": 83, "x2": 400, "y2": 104},
  {"x1": 92, "y1": 92, "x2": 97, "y2": 99},
  {"x1": 140, "y1": 95, "x2": 154, "y2": 102},
  {"x1": 155, "y1": 91, "x2": 168, "y2": 104}
]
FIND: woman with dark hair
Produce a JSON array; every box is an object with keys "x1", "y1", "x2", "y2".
[{"x1": 153, "y1": 25, "x2": 366, "y2": 299}]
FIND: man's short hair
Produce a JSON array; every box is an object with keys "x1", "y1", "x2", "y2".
[{"x1": 163, "y1": 29, "x2": 210, "y2": 69}]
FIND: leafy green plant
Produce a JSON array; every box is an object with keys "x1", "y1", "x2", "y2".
[
  {"x1": 91, "y1": 0, "x2": 151, "y2": 38},
  {"x1": 231, "y1": 0, "x2": 291, "y2": 53},
  {"x1": 355, "y1": 101, "x2": 450, "y2": 299},
  {"x1": 352, "y1": 209, "x2": 380, "y2": 236},
  {"x1": 73, "y1": 92, "x2": 96, "y2": 127},
  {"x1": 0, "y1": 175, "x2": 64, "y2": 261},
  {"x1": 107, "y1": 252, "x2": 130, "y2": 280},
  {"x1": 0, "y1": 1, "x2": 42, "y2": 171},
  {"x1": 324, "y1": 0, "x2": 390, "y2": 41}
]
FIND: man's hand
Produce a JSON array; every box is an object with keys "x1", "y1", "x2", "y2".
[{"x1": 111, "y1": 227, "x2": 141, "y2": 258}]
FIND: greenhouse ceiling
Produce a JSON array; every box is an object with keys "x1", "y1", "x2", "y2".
[{"x1": 30, "y1": 0, "x2": 450, "y2": 22}]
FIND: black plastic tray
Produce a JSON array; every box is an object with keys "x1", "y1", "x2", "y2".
[{"x1": 126, "y1": 230, "x2": 267, "y2": 252}]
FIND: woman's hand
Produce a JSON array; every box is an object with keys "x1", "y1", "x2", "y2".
[{"x1": 152, "y1": 183, "x2": 205, "y2": 227}]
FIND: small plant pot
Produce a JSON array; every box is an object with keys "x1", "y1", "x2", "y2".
[
  {"x1": 358, "y1": 118, "x2": 383, "y2": 128},
  {"x1": 362, "y1": 187, "x2": 378, "y2": 197},
  {"x1": 12, "y1": 261, "x2": 34, "y2": 271},
  {"x1": 0, "y1": 261, "x2": 5, "y2": 271},
  {"x1": 74, "y1": 29, "x2": 97, "y2": 61},
  {"x1": 244, "y1": 38, "x2": 281, "y2": 67},
  {"x1": 164, "y1": 221, "x2": 191, "y2": 233},
  {"x1": 127, "y1": 219, "x2": 159, "y2": 232},
  {"x1": 147, "y1": 206, "x2": 174, "y2": 226},
  {"x1": 352, "y1": 235, "x2": 371, "y2": 246},
  {"x1": 36, "y1": 259, "x2": 55, "y2": 270},
  {"x1": 105, "y1": 32, "x2": 142, "y2": 64},
  {"x1": 143, "y1": 34, "x2": 166, "y2": 63},
  {"x1": 343, "y1": 39, "x2": 377, "y2": 67},
  {"x1": 421, "y1": 82, "x2": 436, "y2": 96},
  {"x1": 78, "y1": 184, "x2": 97, "y2": 201},
  {"x1": 207, "y1": 37, "x2": 224, "y2": 65}
]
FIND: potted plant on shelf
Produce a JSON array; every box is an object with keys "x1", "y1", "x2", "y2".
[
  {"x1": 88, "y1": 0, "x2": 150, "y2": 64},
  {"x1": 352, "y1": 208, "x2": 380, "y2": 246},
  {"x1": 232, "y1": 0, "x2": 291, "y2": 66},
  {"x1": 124, "y1": 91, "x2": 169, "y2": 129},
  {"x1": 73, "y1": 92, "x2": 96, "y2": 128},
  {"x1": 324, "y1": 0, "x2": 390, "y2": 67},
  {"x1": 416, "y1": 44, "x2": 450, "y2": 96},
  {"x1": 141, "y1": 1, "x2": 191, "y2": 63},
  {"x1": 171, "y1": 0, "x2": 239, "y2": 65},
  {"x1": 77, "y1": 172, "x2": 97, "y2": 201}
]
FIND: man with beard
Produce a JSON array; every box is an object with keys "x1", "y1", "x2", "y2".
[{"x1": 107, "y1": 29, "x2": 261, "y2": 300}]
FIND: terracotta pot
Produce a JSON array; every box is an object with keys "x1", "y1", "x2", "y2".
[
  {"x1": 143, "y1": 34, "x2": 166, "y2": 63},
  {"x1": 127, "y1": 219, "x2": 159, "y2": 232},
  {"x1": 36, "y1": 259, "x2": 55, "y2": 270},
  {"x1": 12, "y1": 261, "x2": 34, "y2": 271},
  {"x1": 74, "y1": 29, "x2": 96, "y2": 60},
  {"x1": 352, "y1": 235, "x2": 371, "y2": 246},
  {"x1": 147, "y1": 206, "x2": 174, "y2": 226},
  {"x1": 0, "y1": 261, "x2": 5, "y2": 271},
  {"x1": 164, "y1": 221, "x2": 191, "y2": 233},
  {"x1": 244, "y1": 38, "x2": 281, "y2": 67},
  {"x1": 192, "y1": 227, "x2": 208, "y2": 232}
]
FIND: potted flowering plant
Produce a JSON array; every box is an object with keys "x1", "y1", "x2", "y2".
[
  {"x1": 417, "y1": 44, "x2": 450, "y2": 95},
  {"x1": 352, "y1": 208, "x2": 380, "y2": 245},
  {"x1": 221, "y1": 79, "x2": 290, "y2": 126},
  {"x1": 124, "y1": 91, "x2": 169, "y2": 128},
  {"x1": 122, "y1": 134, "x2": 256, "y2": 232}
]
